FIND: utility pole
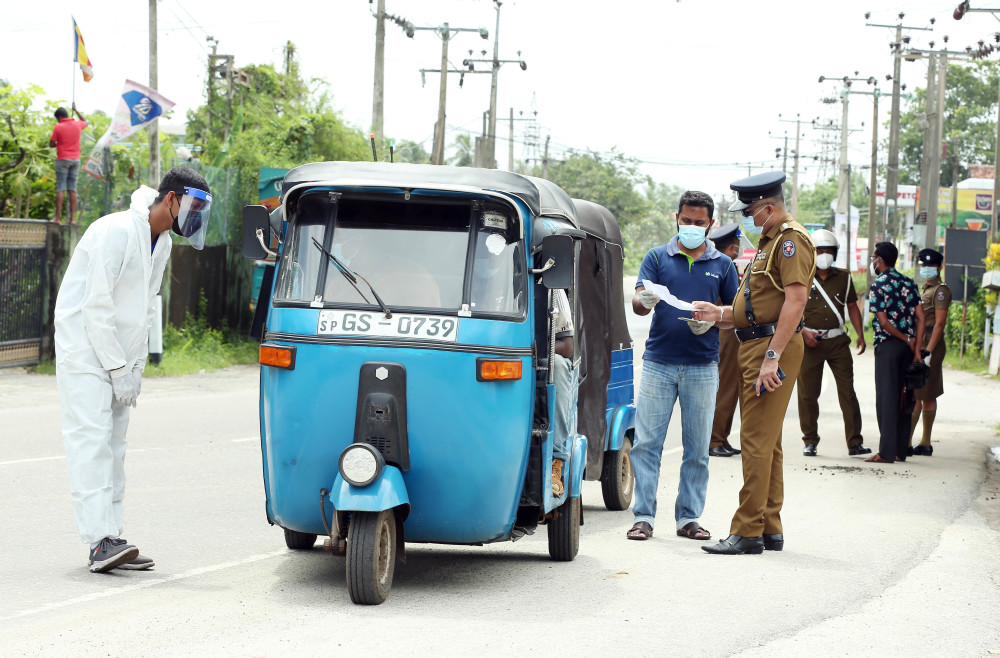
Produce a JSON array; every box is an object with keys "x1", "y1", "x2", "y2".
[
  {"x1": 542, "y1": 135, "x2": 550, "y2": 179},
  {"x1": 868, "y1": 90, "x2": 880, "y2": 287},
  {"x1": 792, "y1": 116, "x2": 801, "y2": 217},
  {"x1": 412, "y1": 22, "x2": 488, "y2": 165},
  {"x1": 372, "y1": 0, "x2": 386, "y2": 144},
  {"x1": 508, "y1": 107, "x2": 514, "y2": 171},
  {"x1": 206, "y1": 38, "x2": 217, "y2": 135},
  {"x1": 919, "y1": 53, "x2": 939, "y2": 251},
  {"x1": 148, "y1": 0, "x2": 159, "y2": 186}
]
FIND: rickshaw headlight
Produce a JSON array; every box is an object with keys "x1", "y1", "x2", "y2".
[{"x1": 339, "y1": 443, "x2": 385, "y2": 488}]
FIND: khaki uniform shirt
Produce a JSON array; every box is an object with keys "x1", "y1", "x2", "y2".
[
  {"x1": 732, "y1": 216, "x2": 816, "y2": 329},
  {"x1": 920, "y1": 277, "x2": 952, "y2": 331},
  {"x1": 803, "y1": 268, "x2": 857, "y2": 330}
]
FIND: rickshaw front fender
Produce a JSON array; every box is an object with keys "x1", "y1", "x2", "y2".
[
  {"x1": 607, "y1": 403, "x2": 636, "y2": 452},
  {"x1": 569, "y1": 434, "x2": 588, "y2": 498},
  {"x1": 329, "y1": 465, "x2": 410, "y2": 518}
]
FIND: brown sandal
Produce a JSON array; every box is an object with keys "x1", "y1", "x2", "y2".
[
  {"x1": 676, "y1": 522, "x2": 711, "y2": 540},
  {"x1": 627, "y1": 521, "x2": 653, "y2": 540}
]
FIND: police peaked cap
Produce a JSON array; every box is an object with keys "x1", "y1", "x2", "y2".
[
  {"x1": 728, "y1": 171, "x2": 786, "y2": 212},
  {"x1": 708, "y1": 223, "x2": 742, "y2": 245},
  {"x1": 917, "y1": 248, "x2": 943, "y2": 266}
]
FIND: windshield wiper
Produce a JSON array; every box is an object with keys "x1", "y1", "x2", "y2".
[{"x1": 311, "y1": 237, "x2": 392, "y2": 318}]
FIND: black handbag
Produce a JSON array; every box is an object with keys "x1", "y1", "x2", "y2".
[{"x1": 904, "y1": 361, "x2": 930, "y2": 391}]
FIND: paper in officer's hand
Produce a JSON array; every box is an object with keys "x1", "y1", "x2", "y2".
[{"x1": 641, "y1": 279, "x2": 693, "y2": 311}]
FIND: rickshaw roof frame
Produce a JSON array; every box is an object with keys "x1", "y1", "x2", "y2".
[
  {"x1": 571, "y1": 198, "x2": 625, "y2": 258},
  {"x1": 280, "y1": 161, "x2": 579, "y2": 229}
]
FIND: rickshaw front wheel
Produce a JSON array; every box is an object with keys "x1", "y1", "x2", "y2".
[
  {"x1": 346, "y1": 509, "x2": 397, "y2": 605},
  {"x1": 547, "y1": 495, "x2": 580, "y2": 561},
  {"x1": 283, "y1": 528, "x2": 318, "y2": 550},
  {"x1": 600, "y1": 436, "x2": 634, "y2": 511}
]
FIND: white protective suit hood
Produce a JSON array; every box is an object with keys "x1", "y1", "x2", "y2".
[{"x1": 54, "y1": 185, "x2": 172, "y2": 377}]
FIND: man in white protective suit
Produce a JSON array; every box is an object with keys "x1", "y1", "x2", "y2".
[{"x1": 55, "y1": 166, "x2": 212, "y2": 573}]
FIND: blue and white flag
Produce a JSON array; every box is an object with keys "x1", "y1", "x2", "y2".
[{"x1": 84, "y1": 79, "x2": 174, "y2": 179}]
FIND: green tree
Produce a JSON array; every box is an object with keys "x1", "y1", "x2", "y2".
[
  {"x1": 0, "y1": 84, "x2": 56, "y2": 219},
  {"x1": 448, "y1": 134, "x2": 473, "y2": 167},
  {"x1": 393, "y1": 139, "x2": 430, "y2": 164},
  {"x1": 535, "y1": 149, "x2": 655, "y2": 272},
  {"x1": 898, "y1": 59, "x2": 1000, "y2": 187}
]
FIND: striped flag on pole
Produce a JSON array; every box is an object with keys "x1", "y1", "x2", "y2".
[{"x1": 73, "y1": 17, "x2": 94, "y2": 82}]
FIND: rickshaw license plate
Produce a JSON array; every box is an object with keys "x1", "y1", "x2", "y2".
[{"x1": 317, "y1": 310, "x2": 459, "y2": 342}]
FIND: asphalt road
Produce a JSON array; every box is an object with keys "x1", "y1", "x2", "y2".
[{"x1": 1, "y1": 287, "x2": 999, "y2": 656}]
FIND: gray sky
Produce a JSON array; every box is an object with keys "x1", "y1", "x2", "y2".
[{"x1": 4, "y1": 0, "x2": 998, "y2": 200}]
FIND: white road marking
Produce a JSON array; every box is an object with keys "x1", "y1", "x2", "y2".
[
  {"x1": 0, "y1": 455, "x2": 65, "y2": 466},
  {"x1": 0, "y1": 549, "x2": 288, "y2": 622}
]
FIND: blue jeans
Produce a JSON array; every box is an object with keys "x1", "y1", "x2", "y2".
[
  {"x1": 631, "y1": 360, "x2": 718, "y2": 530},
  {"x1": 551, "y1": 354, "x2": 578, "y2": 461}
]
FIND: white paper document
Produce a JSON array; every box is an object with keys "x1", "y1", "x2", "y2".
[{"x1": 642, "y1": 279, "x2": 693, "y2": 311}]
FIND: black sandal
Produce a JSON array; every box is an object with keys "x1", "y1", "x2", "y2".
[
  {"x1": 676, "y1": 521, "x2": 711, "y2": 540},
  {"x1": 627, "y1": 521, "x2": 653, "y2": 540}
]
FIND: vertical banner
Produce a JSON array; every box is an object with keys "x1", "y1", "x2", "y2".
[{"x1": 83, "y1": 79, "x2": 174, "y2": 179}]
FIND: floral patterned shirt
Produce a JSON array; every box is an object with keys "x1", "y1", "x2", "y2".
[{"x1": 868, "y1": 268, "x2": 920, "y2": 347}]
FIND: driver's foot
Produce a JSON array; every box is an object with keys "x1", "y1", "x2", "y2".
[{"x1": 551, "y1": 458, "x2": 564, "y2": 497}]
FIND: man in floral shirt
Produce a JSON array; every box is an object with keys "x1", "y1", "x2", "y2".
[{"x1": 866, "y1": 242, "x2": 925, "y2": 464}]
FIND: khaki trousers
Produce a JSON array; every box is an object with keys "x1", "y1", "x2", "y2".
[
  {"x1": 796, "y1": 334, "x2": 863, "y2": 447},
  {"x1": 730, "y1": 333, "x2": 804, "y2": 538},
  {"x1": 710, "y1": 328, "x2": 740, "y2": 448}
]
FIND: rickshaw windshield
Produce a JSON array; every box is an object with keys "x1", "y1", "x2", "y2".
[{"x1": 274, "y1": 193, "x2": 523, "y2": 315}]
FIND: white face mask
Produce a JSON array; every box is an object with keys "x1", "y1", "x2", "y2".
[
  {"x1": 815, "y1": 253, "x2": 834, "y2": 270},
  {"x1": 869, "y1": 259, "x2": 879, "y2": 277}
]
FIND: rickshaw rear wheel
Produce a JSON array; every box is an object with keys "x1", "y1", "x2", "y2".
[
  {"x1": 547, "y1": 495, "x2": 580, "y2": 561},
  {"x1": 600, "y1": 436, "x2": 634, "y2": 511},
  {"x1": 346, "y1": 509, "x2": 396, "y2": 605},
  {"x1": 283, "y1": 528, "x2": 318, "y2": 549}
]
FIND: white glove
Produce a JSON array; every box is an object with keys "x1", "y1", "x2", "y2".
[
  {"x1": 132, "y1": 360, "x2": 145, "y2": 400},
  {"x1": 923, "y1": 354, "x2": 932, "y2": 366},
  {"x1": 110, "y1": 367, "x2": 138, "y2": 407},
  {"x1": 685, "y1": 319, "x2": 716, "y2": 336},
  {"x1": 638, "y1": 289, "x2": 661, "y2": 310}
]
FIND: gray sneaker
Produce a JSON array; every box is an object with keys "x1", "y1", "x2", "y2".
[
  {"x1": 88, "y1": 537, "x2": 139, "y2": 573},
  {"x1": 117, "y1": 554, "x2": 155, "y2": 570}
]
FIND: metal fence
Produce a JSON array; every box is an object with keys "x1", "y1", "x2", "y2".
[{"x1": 0, "y1": 219, "x2": 47, "y2": 368}]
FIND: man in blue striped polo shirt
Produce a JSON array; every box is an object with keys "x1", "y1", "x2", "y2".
[{"x1": 626, "y1": 190, "x2": 739, "y2": 542}]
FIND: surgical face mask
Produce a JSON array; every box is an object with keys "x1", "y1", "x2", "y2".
[
  {"x1": 677, "y1": 224, "x2": 707, "y2": 249},
  {"x1": 740, "y1": 206, "x2": 767, "y2": 236},
  {"x1": 919, "y1": 266, "x2": 939, "y2": 279},
  {"x1": 815, "y1": 253, "x2": 835, "y2": 270},
  {"x1": 869, "y1": 259, "x2": 880, "y2": 277}
]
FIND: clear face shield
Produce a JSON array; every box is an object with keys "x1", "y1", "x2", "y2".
[{"x1": 171, "y1": 186, "x2": 213, "y2": 250}]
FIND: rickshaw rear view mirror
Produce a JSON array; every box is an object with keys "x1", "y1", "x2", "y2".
[
  {"x1": 536, "y1": 234, "x2": 574, "y2": 289},
  {"x1": 242, "y1": 205, "x2": 272, "y2": 259}
]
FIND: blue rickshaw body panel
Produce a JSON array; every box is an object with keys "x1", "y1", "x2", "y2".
[
  {"x1": 605, "y1": 348, "x2": 635, "y2": 451},
  {"x1": 329, "y1": 467, "x2": 409, "y2": 513},
  {"x1": 261, "y1": 311, "x2": 535, "y2": 544}
]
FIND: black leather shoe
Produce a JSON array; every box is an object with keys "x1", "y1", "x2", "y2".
[
  {"x1": 848, "y1": 444, "x2": 872, "y2": 456},
  {"x1": 725, "y1": 445, "x2": 741, "y2": 455},
  {"x1": 763, "y1": 533, "x2": 784, "y2": 551},
  {"x1": 701, "y1": 534, "x2": 764, "y2": 555},
  {"x1": 709, "y1": 446, "x2": 734, "y2": 457},
  {"x1": 803, "y1": 444, "x2": 817, "y2": 457},
  {"x1": 912, "y1": 444, "x2": 933, "y2": 456}
]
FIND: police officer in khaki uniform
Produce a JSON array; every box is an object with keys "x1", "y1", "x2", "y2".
[
  {"x1": 910, "y1": 248, "x2": 951, "y2": 456},
  {"x1": 692, "y1": 171, "x2": 815, "y2": 555},
  {"x1": 797, "y1": 229, "x2": 870, "y2": 457},
  {"x1": 708, "y1": 223, "x2": 744, "y2": 457}
]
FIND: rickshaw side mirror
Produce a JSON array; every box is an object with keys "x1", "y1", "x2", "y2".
[
  {"x1": 537, "y1": 234, "x2": 574, "y2": 289},
  {"x1": 242, "y1": 205, "x2": 272, "y2": 260}
]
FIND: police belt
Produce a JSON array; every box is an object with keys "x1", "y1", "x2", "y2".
[
  {"x1": 803, "y1": 326, "x2": 845, "y2": 340},
  {"x1": 735, "y1": 319, "x2": 805, "y2": 343}
]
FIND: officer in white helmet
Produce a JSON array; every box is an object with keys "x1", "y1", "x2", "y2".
[
  {"x1": 796, "y1": 229, "x2": 870, "y2": 457},
  {"x1": 55, "y1": 166, "x2": 212, "y2": 573}
]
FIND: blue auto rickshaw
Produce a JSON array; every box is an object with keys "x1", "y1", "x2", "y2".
[{"x1": 242, "y1": 162, "x2": 635, "y2": 604}]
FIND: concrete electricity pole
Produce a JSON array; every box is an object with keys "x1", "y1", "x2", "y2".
[
  {"x1": 369, "y1": 1, "x2": 416, "y2": 146},
  {"x1": 411, "y1": 22, "x2": 488, "y2": 165},
  {"x1": 149, "y1": 0, "x2": 159, "y2": 186}
]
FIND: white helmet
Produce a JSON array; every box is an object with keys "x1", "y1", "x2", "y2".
[{"x1": 810, "y1": 229, "x2": 840, "y2": 251}]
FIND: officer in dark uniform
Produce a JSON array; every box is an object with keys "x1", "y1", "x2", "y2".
[
  {"x1": 708, "y1": 223, "x2": 744, "y2": 457},
  {"x1": 693, "y1": 172, "x2": 815, "y2": 555},
  {"x1": 910, "y1": 248, "x2": 951, "y2": 455}
]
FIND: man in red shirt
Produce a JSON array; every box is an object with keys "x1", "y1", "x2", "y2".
[{"x1": 50, "y1": 104, "x2": 88, "y2": 224}]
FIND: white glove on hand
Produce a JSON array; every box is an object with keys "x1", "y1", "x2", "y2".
[
  {"x1": 132, "y1": 360, "x2": 144, "y2": 400},
  {"x1": 923, "y1": 354, "x2": 932, "y2": 366},
  {"x1": 685, "y1": 319, "x2": 716, "y2": 336},
  {"x1": 110, "y1": 367, "x2": 138, "y2": 407},
  {"x1": 638, "y1": 289, "x2": 661, "y2": 310}
]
